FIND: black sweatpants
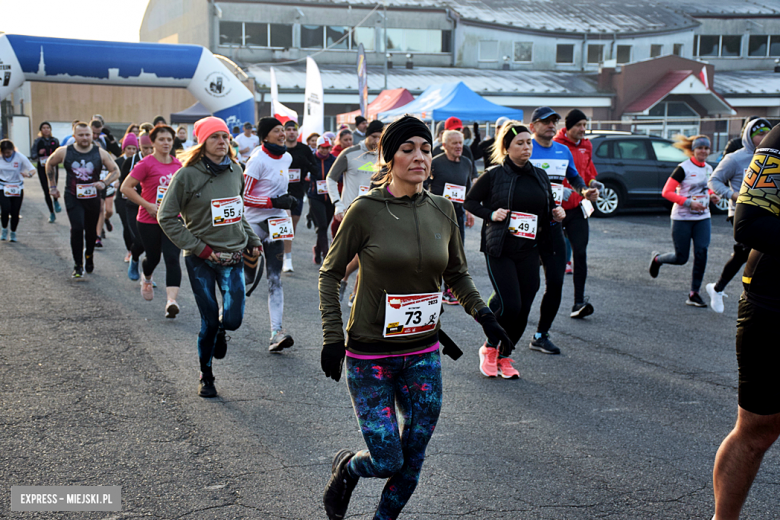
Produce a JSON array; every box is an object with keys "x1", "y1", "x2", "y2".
[
  {"x1": 124, "y1": 201, "x2": 145, "y2": 261},
  {"x1": 538, "y1": 223, "x2": 567, "y2": 334},
  {"x1": 0, "y1": 191, "x2": 23, "y2": 231},
  {"x1": 114, "y1": 196, "x2": 134, "y2": 251},
  {"x1": 485, "y1": 250, "x2": 541, "y2": 347},
  {"x1": 309, "y1": 197, "x2": 334, "y2": 258},
  {"x1": 562, "y1": 208, "x2": 589, "y2": 304},
  {"x1": 37, "y1": 165, "x2": 55, "y2": 214},
  {"x1": 136, "y1": 221, "x2": 182, "y2": 287},
  {"x1": 64, "y1": 192, "x2": 100, "y2": 266}
]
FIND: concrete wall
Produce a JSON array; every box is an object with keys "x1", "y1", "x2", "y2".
[
  {"x1": 140, "y1": 0, "x2": 210, "y2": 47},
  {"x1": 694, "y1": 17, "x2": 780, "y2": 71}
]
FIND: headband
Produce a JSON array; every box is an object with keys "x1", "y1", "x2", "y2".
[
  {"x1": 502, "y1": 125, "x2": 530, "y2": 151},
  {"x1": 692, "y1": 136, "x2": 711, "y2": 150},
  {"x1": 380, "y1": 115, "x2": 432, "y2": 164}
]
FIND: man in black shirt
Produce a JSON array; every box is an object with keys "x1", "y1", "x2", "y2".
[
  {"x1": 282, "y1": 120, "x2": 318, "y2": 272},
  {"x1": 477, "y1": 116, "x2": 509, "y2": 170}
]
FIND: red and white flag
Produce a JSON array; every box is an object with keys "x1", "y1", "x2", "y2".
[
  {"x1": 270, "y1": 67, "x2": 298, "y2": 124},
  {"x1": 699, "y1": 68, "x2": 709, "y2": 90}
]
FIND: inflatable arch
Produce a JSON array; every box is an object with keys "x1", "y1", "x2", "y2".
[{"x1": 0, "y1": 34, "x2": 254, "y2": 128}]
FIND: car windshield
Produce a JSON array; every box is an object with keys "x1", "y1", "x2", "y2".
[{"x1": 651, "y1": 140, "x2": 688, "y2": 162}]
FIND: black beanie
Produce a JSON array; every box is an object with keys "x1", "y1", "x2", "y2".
[
  {"x1": 380, "y1": 115, "x2": 432, "y2": 164},
  {"x1": 355, "y1": 115, "x2": 367, "y2": 125},
  {"x1": 257, "y1": 117, "x2": 283, "y2": 142},
  {"x1": 366, "y1": 120, "x2": 384, "y2": 136},
  {"x1": 565, "y1": 109, "x2": 588, "y2": 130}
]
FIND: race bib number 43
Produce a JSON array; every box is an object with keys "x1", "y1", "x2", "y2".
[
  {"x1": 384, "y1": 292, "x2": 442, "y2": 338},
  {"x1": 443, "y1": 183, "x2": 466, "y2": 204},
  {"x1": 76, "y1": 184, "x2": 97, "y2": 199},
  {"x1": 508, "y1": 211, "x2": 538, "y2": 239},
  {"x1": 3, "y1": 184, "x2": 21, "y2": 197},
  {"x1": 210, "y1": 196, "x2": 242, "y2": 226},
  {"x1": 269, "y1": 216, "x2": 294, "y2": 240}
]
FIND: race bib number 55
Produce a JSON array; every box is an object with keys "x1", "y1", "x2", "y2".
[
  {"x1": 210, "y1": 196, "x2": 242, "y2": 226},
  {"x1": 383, "y1": 292, "x2": 442, "y2": 338}
]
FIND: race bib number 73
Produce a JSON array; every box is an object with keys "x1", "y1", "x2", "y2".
[{"x1": 383, "y1": 292, "x2": 442, "y2": 338}]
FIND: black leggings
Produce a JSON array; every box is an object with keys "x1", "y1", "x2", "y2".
[
  {"x1": 37, "y1": 165, "x2": 55, "y2": 214},
  {"x1": 714, "y1": 219, "x2": 751, "y2": 293},
  {"x1": 0, "y1": 191, "x2": 23, "y2": 231},
  {"x1": 124, "y1": 201, "x2": 145, "y2": 261},
  {"x1": 485, "y1": 250, "x2": 541, "y2": 347},
  {"x1": 114, "y1": 196, "x2": 134, "y2": 251},
  {"x1": 538, "y1": 224, "x2": 567, "y2": 334},
  {"x1": 65, "y1": 192, "x2": 100, "y2": 266},
  {"x1": 309, "y1": 197, "x2": 334, "y2": 258},
  {"x1": 562, "y1": 209, "x2": 589, "y2": 304},
  {"x1": 136, "y1": 221, "x2": 182, "y2": 287}
]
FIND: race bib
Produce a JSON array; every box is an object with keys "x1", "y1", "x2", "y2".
[
  {"x1": 3, "y1": 184, "x2": 21, "y2": 197},
  {"x1": 508, "y1": 211, "x2": 538, "y2": 239},
  {"x1": 77, "y1": 184, "x2": 97, "y2": 199},
  {"x1": 156, "y1": 186, "x2": 168, "y2": 208},
  {"x1": 210, "y1": 196, "x2": 242, "y2": 226},
  {"x1": 316, "y1": 180, "x2": 328, "y2": 194},
  {"x1": 443, "y1": 183, "x2": 466, "y2": 204},
  {"x1": 39, "y1": 157, "x2": 47, "y2": 165},
  {"x1": 268, "y1": 216, "x2": 294, "y2": 240},
  {"x1": 550, "y1": 183, "x2": 564, "y2": 205},
  {"x1": 531, "y1": 159, "x2": 569, "y2": 179},
  {"x1": 288, "y1": 169, "x2": 301, "y2": 183},
  {"x1": 581, "y1": 199, "x2": 595, "y2": 218},
  {"x1": 383, "y1": 292, "x2": 442, "y2": 338},
  {"x1": 359, "y1": 185, "x2": 370, "y2": 195}
]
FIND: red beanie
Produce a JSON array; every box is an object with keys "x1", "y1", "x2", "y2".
[
  {"x1": 139, "y1": 134, "x2": 152, "y2": 146},
  {"x1": 194, "y1": 116, "x2": 230, "y2": 144}
]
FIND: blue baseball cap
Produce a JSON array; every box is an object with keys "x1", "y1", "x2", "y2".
[{"x1": 531, "y1": 107, "x2": 560, "y2": 122}]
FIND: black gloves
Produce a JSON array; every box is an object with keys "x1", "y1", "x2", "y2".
[
  {"x1": 476, "y1": 308, "x2": 514, "y2": 356},
  {"x1": 438, "y1": 330, "x2": 463, "y2": 360},
  {"x1": 473, "y1": 122, "x2": 480, "y2": 136},
  {"x1": 321, "y1": 342, "x2": 345, "y2": 382},
  {"x1": 271, "y1": 194, "x2": 299, "y2": 210}
]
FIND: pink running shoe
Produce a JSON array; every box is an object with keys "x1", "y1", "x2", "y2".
[
  {"x1": 478, "y1": 343, "x2": 498, "y2": 378},
  {"x1": 565, "y1": 261, "x2": 573, "y2": 275},
  {"x1": 497, "y1": 357, "x2": 520, "y2": 379},
  {"x1": 141, "y1": 275, "x2": 154, "y2": 301}
]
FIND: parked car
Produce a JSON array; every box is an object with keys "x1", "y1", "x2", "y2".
[{"x1": 586, "y1": 132, "x2": 728, "y2": 217}]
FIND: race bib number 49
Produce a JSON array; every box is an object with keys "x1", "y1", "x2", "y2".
[
  {"x1": 508, "y1": 211, "x2": 538, "y2": 239},
  {"x1": 210, "y1": 196, "x2": 242, "y2": 226},
  {"x1": 443, "y1": 183, "x2": 466, "y2": 204},
  {"x1": 76, "y1": 184, "x2": 97, "y2": 199},
  {"x1": 383, "y1": 292, "x2": 442, "y2": 338},
  {"x1": 269, "y1": 216, "x2": 294, "y2": 240}
]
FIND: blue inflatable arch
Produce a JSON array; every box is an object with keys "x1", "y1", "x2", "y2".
[{"x1": 0, "y1": 34, "x2": 254, "y2": 128}]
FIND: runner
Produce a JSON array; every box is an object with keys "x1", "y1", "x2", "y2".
[
  {"x1": 306, "y1": 132, "x2": 320, "y2": 153},
  {"x1": 427, "y1": 129, "x2": 475, "y2": 305},
  {"x1": 46, "y1": 122, "x2": 120, "y2": 278},
  {"x1": 712, "y1": 124, "x2": 780, "y2": 520},
  {"x1": 477, "y1": 117, "x2": 508, "y2": 170},
  {"x1": 319, "y1": 114, "x2": 512, "y2": 520},
  {"x1": 124, "y1": 123, "x2": 140, "y2": 139},
  {"x1": 114, "y1": 133, "x2": 138, "y2": 262},
  {"x1": 309, "y1": 135, "x2": 336, "y2": 264},
  {"x1": 553, "y1": 109, "x2": 605, "y2": 318},
  {"x1": 649, "y1": 135, "x2": 720, "y2": 307},
  {"x1": 120, "y1": 125, "x2": 183, "y2": 317},
  {"x1": 464, "y1": 121, "x2": 566, "y2": 378},
  {"x1": 706, "y1": 118, "x2": 772, "y2": 312},
  {"x1": 176, "y1": 126, "x2": 194, "y2": 150},
  {"x1": 90, "y1": 119, "x2": 115, "y2": 247},
  {"x1": 326, "y1": 119, "x2": 384, "y2": 304},
  {"x1": 432, "y1": 117, "x2": 475, "y2": 163},
  {"x1": 352, "y1": 115, "x2": 367, "y2": 145},
  {"x1": 281, "y1": 120, "x2": 318, "y2": 273},
  {"x1": 0, "y1": 140, "x2": 36, "y2": 242},
  {"x1": 30, "y1": 121, "x2": 61, "y2": 223},
  {"x1": 235, "y1": 122, "x2": 259, "y2": 164},
  {"x1": 331, "y1": 128, "x2": 353, "y2": 158},
  {"x1": 527, "y1": 107, "x2": 598, "y2": 354},
  {"x1": 60, "y1": 120, "x2": 81, "y2": 147},
  {"x1": 121, "y1": 133, "x2": 154, "y2": 281},
  {"x1": 243, "y1": 116, "x2": 299, "y2": 352},
  {"x1": 157, "y1": 116, "x2": 262, "y2": 397}
]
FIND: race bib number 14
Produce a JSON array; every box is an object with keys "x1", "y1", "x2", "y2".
[
  {"x1": 383, "y1": 292, "x2": 442, "y2": 338},
  {"x1": 443, "y1": 183, "x2": 466, "y2": 204}
]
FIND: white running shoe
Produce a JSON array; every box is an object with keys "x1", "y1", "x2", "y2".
[
  {"x1": 706, "y1": 283, "x2": 726, "y2": 313},
  {"x1": 282, "y1": 257, "x2": 294, "y2": 273}
]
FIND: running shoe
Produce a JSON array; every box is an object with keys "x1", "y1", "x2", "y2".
[
  {"x1": 570, "y1": 297, "x2": 594, "y2": 319},
  {"x1": 9, "y1": 231, "x2": 16, "y2": 242},
  {"x1": 72, "y1": 265, "x2": 85, "y2": 279},
  {"x1": 53, "y1": 199, "x2": 61, "y2": 213},
  {"x1": 478, "y1": 343, "x2": 499, "y2": 377},
  {"x1": 565, "y1": 261, "x2": 573, "y2": 275},
  {"x1": 282, "y1": 257, "x2": 294, "y2": 273},
  {"x1": 105, "y1": 218, "x2": 113, "y2": 232},
  {"x1": 686, "y1": 292, "x2": 707, "y2": 308},
  {"x1": 648, "y1": 251, "x2": 660, "y2": 278},
  {"x1": 85, "y1": 254, "x2": 94, "y2": 274},
  {"x1": 706, "y1": 283, "x2": 726, "y2": 314},
  {"x1": 124, "y1": 251, "x2": 132, "y2": 263},
  {"x1": 213, "y1": 329, "x2": 229, "y2": 359},
  {"x1": 100, "y1": 229, "x2": 106, "y2": 239},
  {"x1": 323, "y1": 449, "x2": 359, "y2": 520},
  {"x1": 313, "y1": 245, "x2": 321, "y2": 265},
  {"x1": 269, "y1": 330, "x2": 294, "y2": 352},
  {"x1": 0, "y1": 228, "x2": 7, "y2": 241},
  {"x1": 128, "y1": 259, "x2": 140, "y2": 281},
  {"x1": 348, "y1": 292, "x2": 355, "y2": 308},
  {"x1": 442, "y1": 289, "x2": 459, "y2": 305},
  {"x1": 165, "y1": 300, "x2": 179, "y2": 319},
  {"x1": 48, "y1": 213, "x2": 56, "y2": 223},
  {"x1": 141, "y1": 275, "x2": 154, "y2": 301},
  {"x1": 530, "y1": 333, "x2": 561, "y2": 355},
  {"x1": 95, "y1": 238, "x2": 103, "y2": 248},
  {"x1": 497, "y1": 357, "x2": 520, "y2": 379},
  {"x1": 198, "y1": 375, "x2": 217, "y2": 398},
  {"x1": 339, "y1": 280, "x2": 348, "y2": 301}
]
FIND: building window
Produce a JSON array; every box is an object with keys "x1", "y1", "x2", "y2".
[
  {"x1": 441, "y1": 30, "x2": 452, "y2": 53},
  {"x1": 694, "y1": 35, "x2": 742, "y2": 57},
  {"x1": 749, "y1": 35, "x2": 780, "y2": 57},
  {"x1": 479, "y1": 40, "x2": 499, "y2": 62},
  {"x1": 245, "y1": 23, "x2": 268, "y2": 47},
  {"x1": 270, "y1": 24, "x2": 293, "y2": 48},
  {"x1": 556, "y1": 44, "x2": 575, "y2": 64},
  {"x1": 650, "y1": 44, "x2": 663, "y2": 58},
  {"x1": 326, "y1": 26, "x2": 349, "y2": 49},
  {"x1": 514, "y1": 42, "x2": 533, "y2": 62},
  {"x1": 587, "y1": 44, "x2": 603, "y2": 64},
  {"x1": 721, "y1": 35, "x2": 741, "y2": 57},
  {"x1": 219, "y1": 21, "x2": 243, "y2": 46},
  {"x1": 673, "y1": 43, "x2": 683, "y2": 56},
  {"x1": 616, "y1": 45, "x2": 631, "y2": 63},
  {"x1": 220, "y1": 22, "x2": 292, "y2": 48},
  {"x1": 353, "y1": 27, "x2": 375, "y2": 51},
  {"x1": 382, "y1": 29, "x2": 446, "y2": 53},
  {"x1": 301, "y1": 25, "x2": 324, "y2": 48}
]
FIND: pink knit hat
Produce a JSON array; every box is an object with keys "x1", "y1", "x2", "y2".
[
  {"x1": 194, "y1": 116, "x2": 230, "y2": 144},
  {"x1": 122, "y1": 133, "x2": 138, "y2": 150},
  {"x1": 139, "y1": 134, "x2": 153, "y2": 146}
]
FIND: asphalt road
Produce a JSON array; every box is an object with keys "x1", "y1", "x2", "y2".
[{"x1": 2, "y1": 184, "x2": 778, "y2": 519}]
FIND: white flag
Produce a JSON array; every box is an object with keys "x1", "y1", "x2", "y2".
[
  {"x1": 270, "y1": 67, "x2": 298, "y2": 123},
  {"x1": 298, "y1": 57, "x2": 325, "y2": 140}
]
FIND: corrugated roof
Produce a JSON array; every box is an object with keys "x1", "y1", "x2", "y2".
[
  {"x1": 714, "y1": 70, "x2": 780, "y2": 95},
  {"x1": 673, "y1": 0, "x2": 780, "y2": 16},
  {"x1": 248, "y1": 64, "x2": 606, "y2": 96}
]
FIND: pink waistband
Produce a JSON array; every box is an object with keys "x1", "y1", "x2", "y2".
[{"x1": 345, "y1": 342, "x2": 440, "y2": 360}]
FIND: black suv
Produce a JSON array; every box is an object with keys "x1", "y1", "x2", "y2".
[{"x1": 587, "y1": 132, "x2": 727, "y2": 217}]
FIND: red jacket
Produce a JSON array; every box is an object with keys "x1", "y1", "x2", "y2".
[{"x1": 553, "y1": 128, "x2": 599, "y2": 211}]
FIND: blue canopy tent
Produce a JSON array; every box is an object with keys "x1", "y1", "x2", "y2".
[{"x1": 378, "y1": 81, "x2": 523, "y2": 123}]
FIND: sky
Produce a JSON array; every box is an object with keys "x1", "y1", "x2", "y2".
[{"x1": 2, "y1": 0, "x2": 151, "y2": 42}]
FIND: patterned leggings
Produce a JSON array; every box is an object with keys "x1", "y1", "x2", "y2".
[{"x1": 346, "y1": 350, "x2": 443, "y2": 520}]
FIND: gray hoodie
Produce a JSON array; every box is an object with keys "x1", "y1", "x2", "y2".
[{"x1": 709, "y1": 118, "x2": 770, "y2": 216}]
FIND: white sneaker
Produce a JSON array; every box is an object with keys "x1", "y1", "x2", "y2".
[
  {"x1": 706, "y1": 283, "x2": 726, "y2": 313},
  {"x1": 282, "y1": 257, "x2": 294, "y2": 273}
]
